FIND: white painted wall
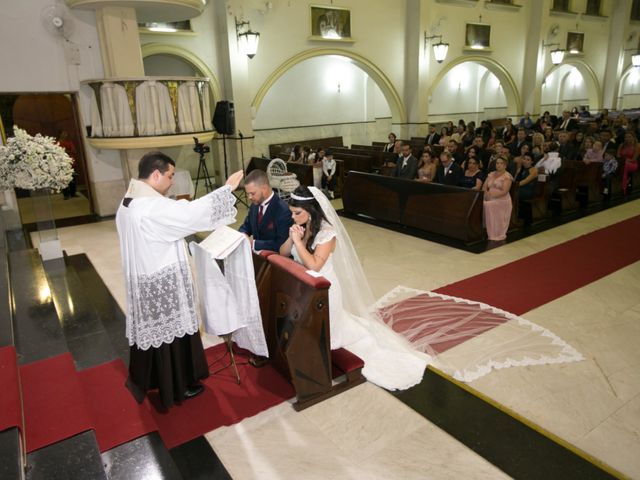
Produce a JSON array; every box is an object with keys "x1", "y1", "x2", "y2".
[
  {"x1": 253, "y1": 56, "x2": 389, "y2": 129},
  {"x1": 618, "y1": 68, "x2": 640, "y2": 109},
  {"x1": 143, "y1": 54, "x2": 199, "y2": 76},
  {"x1": 428, "y1": 62, "x2": 506, "y2": 123},
  {"x1": 542, "y1": 65, "x2": 589, "y2": 113}
]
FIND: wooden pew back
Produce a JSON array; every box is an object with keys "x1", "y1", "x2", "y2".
[
  {"x1": 343, "y1": 171, "x2": 485, "y2": 243},
  {"x1": 253, "y1": 252, "x2": 365, "y2": 411}
]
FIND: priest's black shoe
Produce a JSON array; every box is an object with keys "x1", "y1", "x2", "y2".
[{"x1": 184, "y1": 383, "x2": 204, "y2": 400}]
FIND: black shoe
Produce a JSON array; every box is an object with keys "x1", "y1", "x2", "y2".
[
  {"x1": 249, "y1": 355, "x2": 268, "y2": 368},
  {"x1": 184, "y1": 383, "x2": 204, "y2": 400}
]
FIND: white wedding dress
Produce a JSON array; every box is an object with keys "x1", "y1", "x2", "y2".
[{"x1": 292, "y1": 218, "x2": 429, "y2": 391}]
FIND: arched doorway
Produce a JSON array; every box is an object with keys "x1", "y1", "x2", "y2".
[
  {"x1": 252, "y1": 48, "x2": 405, "y2": 123},
  {"x1": 140, "y1": 44, "x2": 222, "y2": 101},
  {"x1": 617, "y1": 65, "x2": 640, "y2": 109},
  {"x1": 540, "y1": 60, "x2": 601, "y2": 115},
  {"x1": 7, "y1": 93, "x2": 94, "y2": 225},
  {"x1": 426, "y1": 56, "x2": 521, "y2": 121},
  {"x1": 251, "y1": 50, "x2": 403, "y2": 153},
  {"x1": 426, "y1": 61, "x2": 510, "y2": 124}
]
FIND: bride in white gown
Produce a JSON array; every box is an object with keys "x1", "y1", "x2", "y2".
[{"x1": 279, "y1": 186, "x2": 429, "y2": 390}]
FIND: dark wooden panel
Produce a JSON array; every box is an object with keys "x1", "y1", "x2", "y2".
[{"x1": 343, "y1": 172, "x2": 485, "y2": 243}]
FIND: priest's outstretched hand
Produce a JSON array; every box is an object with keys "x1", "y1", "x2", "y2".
[{"x1": 226, "y1": 170, "x2": 244, "y2": 190}]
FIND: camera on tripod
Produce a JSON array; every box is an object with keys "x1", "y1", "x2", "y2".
[{"x1": 193, "y1": 137, "x2": 210, "y2": 155}]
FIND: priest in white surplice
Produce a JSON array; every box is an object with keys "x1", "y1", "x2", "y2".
[{"x1": 116, "y1": 151, "x2": 243, "y2": 408}]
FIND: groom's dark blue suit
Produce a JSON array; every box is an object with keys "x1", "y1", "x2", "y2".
[{"x1": 239, "y1": 193, "x2": 292, "y2": 252}]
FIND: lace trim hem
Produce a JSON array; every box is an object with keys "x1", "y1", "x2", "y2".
[{"x1": 375, "y1": 285, "x2": 584, "y2": 383}]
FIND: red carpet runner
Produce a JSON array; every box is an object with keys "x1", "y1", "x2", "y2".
[
  {"x1": 20, "y1": 344, "x2": 294, "y2": 453},
  {"x1": 20, "y1": 353, "x2": 93, "y2": 453},
  {"x1": 78, "y1": 358, "x2": 157, "y2": 452},
  {"x1": 435, "y1": 215, "x2": 640, "y2": 315},
  {"x1": 147, "y1": 345, "x2": 294, "y2": 450},
  {"x1": 16, "y1": 215, "x2": 640, "y2": 453}
]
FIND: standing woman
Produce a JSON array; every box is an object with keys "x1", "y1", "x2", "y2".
[
  {"x1": 483, "y1": 157, "x2": 513, "y2": 241},
  {"x1": 384, "y1": 133, "x2": 397, "y2": 152},
  {"x1": 618, "y1": 132, "x2": 639, "y2": 194}
]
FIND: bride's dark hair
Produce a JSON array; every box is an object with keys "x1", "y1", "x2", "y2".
[{"x1": 288, "y1": 186, "x2": 331, "y2": 252}]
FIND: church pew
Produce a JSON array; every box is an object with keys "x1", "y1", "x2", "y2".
[
  {"x1": 268, "y1": 137, "x2": 344, "y2": 158},
  {"x1": 570, "y1": 160, "x2": 604, "y2": 206},
  {"x1": 252, "y1": 252, "x2": 365, "y2": 411},
  {"x1": 343, "y1": 171, "x2": 485, "y2": 243}
]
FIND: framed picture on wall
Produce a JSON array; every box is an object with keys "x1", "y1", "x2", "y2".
[
  {"x1": 566, "y1": 32, "x2": 584, "y2": 54},
  {"x1": 310, "y1": 5, "x2": 353, "y2": 41},
  {"x1": 465, "y1": 23, "x2": 491, "y2": 49}
]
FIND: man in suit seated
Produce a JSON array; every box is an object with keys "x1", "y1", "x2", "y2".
[
  {"x1": 239, "y1": 169, "x2": 293, "y2": 252},
  {"x1": 392, "y1": 142, "x2": 418, "y2": 179},
  {"x1": 434, "y1": 151, "x2": 463, "y2": 186},
  {"x1": 447, "y1": 139, "x2": 464, "y2": 165},
  {"x1": 509, "y1": 128, "x2": 531, "y2": 157},
  {"x1": 555, "y1": 110, "x2": 578, "y2": 132}
]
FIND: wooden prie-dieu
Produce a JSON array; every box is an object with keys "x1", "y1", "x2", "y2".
[{"x1": 252, "y1": 252, "x2": 365, "y2": 411}]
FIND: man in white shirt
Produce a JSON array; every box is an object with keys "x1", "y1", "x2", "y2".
[
  {"x1": 116, "y1": 151, "x2": 243, "y2": 408},
  {"x1": 322, "y1": 149, "x2": 338, "y2": 198}
]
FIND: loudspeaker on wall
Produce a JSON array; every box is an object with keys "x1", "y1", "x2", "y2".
[{"x1": 212, "y1": 101, "x2": 235, "y2": 135}]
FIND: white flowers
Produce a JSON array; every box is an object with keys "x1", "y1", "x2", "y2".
[{"x1": 0, "y1": 126, "x2": 74, "y2": 191}]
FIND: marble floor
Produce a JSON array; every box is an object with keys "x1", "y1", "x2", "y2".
[{"x1": 52, "y1": 197, "x2": 640, "y2": 479}]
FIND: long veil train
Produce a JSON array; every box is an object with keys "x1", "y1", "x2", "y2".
[{"x1": 307, "y1": 187, "x2": 583, "y2": 388}]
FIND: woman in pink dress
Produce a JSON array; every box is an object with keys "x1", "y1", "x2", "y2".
[
  {"x1": 618, "y1": 132, "x2": 639, "y2": 194},
  {"x1": 483, "y1": 157, "x2": 513, "y2": 241}
]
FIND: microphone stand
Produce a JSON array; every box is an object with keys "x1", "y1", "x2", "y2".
[{"x1": 234, "y1": 131, "x2": 249, "y2": 208}]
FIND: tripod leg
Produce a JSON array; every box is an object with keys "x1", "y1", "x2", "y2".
[{"x1": 224, "y1": 334, "x2": 241, "y2": 384}]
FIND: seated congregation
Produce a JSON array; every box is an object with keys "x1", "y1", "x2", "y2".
[{"x1": 263, "y1": 108, "x2": 640, "y2": 244}]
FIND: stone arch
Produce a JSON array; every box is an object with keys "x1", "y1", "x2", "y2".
[
  {"x1": 251, "y1": 48, "x2": 406, "y2": 123},
  {"x1": 616, "y1": 64, "x2": 640, "y2": 109},
  {"x1": 542, "y1": 59, "x2": 601, "y2": 112},
  {"x1": 426, "y1": 56, "x2": 521, "y2": 116},
  {"x1": 140, "y1": 43, "x2": 222, "y2": 101}
]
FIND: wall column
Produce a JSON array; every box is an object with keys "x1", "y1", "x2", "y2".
[
  {"x1": 95, "y1": 7, "x2": 144, "y2": 77},
  {"x1": 400, "y1": 0, "x2": 431, "y2": 139},
  {"x1": 211, "y1": 0, "x2": 256, "y2": 181},
  {"x1": 521, "y1": 1, "x2": 544, "y2": 116},
  {"x1": 602, "y1": 0, "x2": 631, "y2": 109}
]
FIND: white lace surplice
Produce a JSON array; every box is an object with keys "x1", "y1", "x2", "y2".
[
  {"x1": 292, "y1": 221, "x2": 430, "y2": 391},
  {"x1": 115, "y1": 179, "x2": 237, "y2": 351}
]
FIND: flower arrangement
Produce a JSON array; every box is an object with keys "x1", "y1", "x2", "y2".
[{"x1": 0, "y1": 126, "x2": 74, "y2": 191}]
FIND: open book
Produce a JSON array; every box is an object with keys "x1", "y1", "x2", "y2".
[{"x1": 198, "y1": 226, "x2": 246, "y2": 259}]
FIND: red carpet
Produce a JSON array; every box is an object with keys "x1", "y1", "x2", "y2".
[
  {"x1": 147, "y1": 344, "x2": 295, "y2": 449},
  {"x1": 435, "y1": 215, "x2": 640, "y2": 315},
  {"x1": 0, "y1": 346, "x2": 22, "y2": 434},
  {"x1": 20, "y1": 353, "x2": 93, "y2": 453},
  {"x1": 78, "y1": 358, "x2": 157, "y2": 452}
]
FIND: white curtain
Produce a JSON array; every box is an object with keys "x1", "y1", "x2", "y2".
[
  {"x1": 177, "y1": 81, "x2": 204, "y2": 133},
  {"x1": 135, "y1": 81, "x2": 176, "y2": 136},
  {"x1": 100, "y1": 83, "x2": 134, "y2": 137}
]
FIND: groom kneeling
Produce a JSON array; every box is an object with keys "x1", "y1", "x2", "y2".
[
  {"x1": 239, "y1": 169, "x2": 292, "y2": 366},
  {"x1": 239, "y1": 169, "x2": 292, "y2": 253}
]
